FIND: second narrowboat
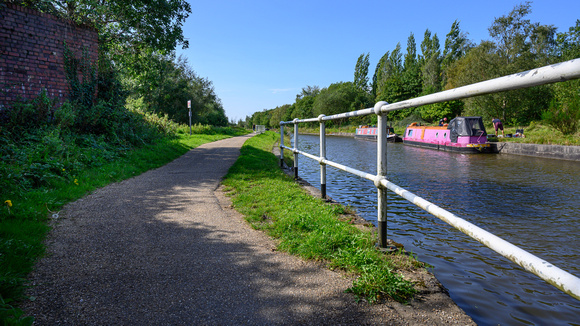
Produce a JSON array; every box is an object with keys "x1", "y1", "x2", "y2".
[{"x1": 355, "y1": 126, "x2": 402, "y2": 142}]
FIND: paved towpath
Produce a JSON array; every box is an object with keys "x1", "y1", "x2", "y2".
[{"x1": 23, "y1": 134, "x2": 474, "y2": 325}]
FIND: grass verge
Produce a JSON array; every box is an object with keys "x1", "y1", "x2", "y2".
[
  {"x1": 222, "y1": 131, "x2": 418, "y2": 303},
  {"x1": 0, "y1": 127, "x2": 248, "y2": 325}
]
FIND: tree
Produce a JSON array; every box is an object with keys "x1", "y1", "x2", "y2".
[
  {"x1": 374, "y1": 43, "x2": 404, "y2": 103},
  {"x1": 543, "y1": 20, "x2": 580, "y2": 135},
  {"x1": 420, "y1": 29, "x2": 442, "y2": 95},
  {"x1": 354, "y1": 53, "x2": 370, "y2": 91},
  {"x1": 445, "y1": 3, "x2": 556, "y2": 125},
  {"x1": 373, "y1": 43, "x2": 415, "y2": 120},
  {"x1": 371, "y1": 51, "x2": 388, "y2": 100},
  {"x1": 269, "y1": 104, "x2": 292, "y2": 127},
  {"x1": 295, "y1": 85, "x2": 321, "y2": 101},
  {"x1": 312, "y1": 82, "x2": 369, "y2": 124},
  {"x1": 292, "y1": 86, "x2": 319, "y2": 120},
  {"x1": 442, "y1": 20, "x2": 472, "y2": 87},
  {"x1": 12, "y1": 0, "x2": 191, "y2": 54},
  {"x1": 418, "y1": 20, "x2": 473, "y2": 122},
  {"x1": 129, "y1": 54, "x2": 227, "y2": 126},
  {"x1": 401, "y1": 33, "x2": 422, "y2": 100},
  {"x1": 293, "y1": 95, "x2": 315, "y2": 119}
]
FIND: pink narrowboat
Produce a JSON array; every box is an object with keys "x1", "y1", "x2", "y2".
[{"x1": 403, "y1": 116, "x2": 492, "y2": 153}]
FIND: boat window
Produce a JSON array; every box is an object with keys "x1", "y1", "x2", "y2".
[
  {"x1": 408, "y1": 130, "x2": 413, "y2": 137},
  {"x1": 444, "y1": 133, "x2": 447, "y2": 138},
  {"x1": 436, "y1": 132, "x2": 439, "y2": 138}
]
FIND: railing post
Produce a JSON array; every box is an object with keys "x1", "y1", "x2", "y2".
[
  {"x1": 318, "y1": 115, "x2": 326, "y2": 199},
  {"x1": 375, "y1": 101, "x2": 389, "y2": 248},
  {"x1": 279, "y1": 124, "x2": 284, "y2": 167},
  {"x1": 293, "y1": 119, "x2": 299, "y2": 179}
]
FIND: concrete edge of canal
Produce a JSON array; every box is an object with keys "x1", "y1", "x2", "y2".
[{"x1": 490, "y1": 142, "x2": 580, "y2": 161}]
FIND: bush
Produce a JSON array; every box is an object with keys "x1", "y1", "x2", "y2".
[
  {"x1": 53, "y1": 101, "x2": 76, "y2": 129},
  {"x1": 542, "y1": 80, "x2": 580, "y2": 135},
  {"x1": 0, "y1": 90, "x2": 57, "y2": 133}
]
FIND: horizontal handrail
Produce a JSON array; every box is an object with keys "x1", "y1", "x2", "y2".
[
  {"x1": 283, "y1": 143, "x2": 580, "y2": 300},
  {"x1": 381, "y1": 179, "x2": 580, "y2": 300},
  {"x1": 279, "y1": 58, "x2": 580, "y2": 301}
]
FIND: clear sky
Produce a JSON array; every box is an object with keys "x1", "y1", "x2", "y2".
[{"x1": 176, "y1": 0, "x2": 579, "y2": 123}]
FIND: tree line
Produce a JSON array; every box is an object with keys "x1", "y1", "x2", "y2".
[{"x1": 245, "y1": 2, "x2": 580, "y2": 135}]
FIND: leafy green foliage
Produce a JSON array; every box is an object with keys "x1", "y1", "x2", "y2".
[
  {"x1": 420, "y1": 29, "x2": 442, "y2": 95},
  {"x1": 542, "y1": 80, "x2": 580, "y2": 135},
  {"x1": 0, "y1": 295, "x2": 33, "y2": 326},
  {"x1": 354, "y1": 53, "x2": 370, "y2": 91},
  {"x1": 63, "y1": 42, "x2": 97, "y2": 108},
  {"x1": 126, "y1": 53, "x2": 227, "y2": 127},
  {"x1": 311, "y1": 82, "x2": 372, "y2": 125},
  {"x1": 417, "y1": 101, "x2": 463, "y2": 123},
  {"x1": 542, "y1": 20, "x2": 580, "y2": 135},
  {"x1": 447, "y1": 2, "x2": 558, "y2": 125},
  {"x1": 10, "y1": 0, "x2": 191, "y2": 55},
  {"x1": 1, "y1": 90, "x2": 57, "y2": 134}
]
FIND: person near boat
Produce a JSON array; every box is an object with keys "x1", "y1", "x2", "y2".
[{"x1": 492, "y1": 117, "x2": 504, "y2": 137}]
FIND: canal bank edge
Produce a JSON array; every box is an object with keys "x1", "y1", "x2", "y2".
[
  {"x1": 272, "y1": 141, "x2": 476, "y2": 325},
  {"x1": 490, "y1": 142, "x2": 580, "y2": 161}
]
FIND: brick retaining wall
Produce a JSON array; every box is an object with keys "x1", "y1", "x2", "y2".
[{"x1": 0, "y1": 3, "x2": 98, "y2": 107}]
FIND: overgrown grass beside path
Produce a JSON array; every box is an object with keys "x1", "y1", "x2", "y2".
[
  {"x1": 0, "y1": 125, "x2": 247, "y2": 324},
  {"x1": 222, "y1": 131, "x2": 418, "y2": 303}
]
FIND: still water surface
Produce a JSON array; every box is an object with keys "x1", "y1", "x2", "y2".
[{"x1": 293, "y1": 134, "x2": 580, "y2": 326}]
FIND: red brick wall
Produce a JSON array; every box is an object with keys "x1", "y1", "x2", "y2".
[{"x1": 0, "y1": 3, "x2": 98, "y2": 108}]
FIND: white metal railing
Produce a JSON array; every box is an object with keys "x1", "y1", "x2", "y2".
[{"x1": 279, "y1": 58, "x2": 580, "y2": 300}]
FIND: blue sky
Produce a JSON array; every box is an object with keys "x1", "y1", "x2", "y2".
[{"x1": 176, "y1": 0, "x2": 580, "y2": 123}]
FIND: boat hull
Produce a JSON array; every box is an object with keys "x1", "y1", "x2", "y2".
[
  {"x1": 403, "y1": 139, "x2": 492, "y2": 153},
  {"x1": 355, "y1": 128, "x2": 401, "y2": 142}
]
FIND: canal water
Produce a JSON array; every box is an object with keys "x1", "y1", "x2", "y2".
[{"x1": 293, "y1": 134, "x2": 580, "y2": 326}]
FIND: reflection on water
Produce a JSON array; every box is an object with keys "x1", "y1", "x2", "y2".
[{"x1": 294, "y1": 134, "x2": 580, "y2": 326}]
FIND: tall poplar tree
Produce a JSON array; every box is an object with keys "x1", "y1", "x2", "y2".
[
  {"x1": 401, "y1": 33, "x2": 422, "y2": 100},
  {"x1": 354, "y1": 53, "x2": 370, "y2": 91},
  {"x1": 420, "y1": 29, "x2": 442, "y2": 95}
]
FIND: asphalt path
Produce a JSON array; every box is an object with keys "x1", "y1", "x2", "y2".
[{"x1": 23, "y1": 134, "x2": 474, "y2": 325}]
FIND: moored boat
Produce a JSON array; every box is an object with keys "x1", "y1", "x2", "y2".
[
  {"x1": 355, "y1": 126, "x2": 402, "y2": 142},
  {"x1": 403, "y1": 116, "x2": 492, "y2": 153}
]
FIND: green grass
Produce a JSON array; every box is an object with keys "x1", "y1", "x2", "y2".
[
  {"x1": 0, "y1": 126, "x2": 248, "y2": 323},
  {"x1": 493, "y1": 122, "x2": 580, "y2": 146},
  {"x1": 222, "y1": 131, "x2": 417, "y2": 303}
]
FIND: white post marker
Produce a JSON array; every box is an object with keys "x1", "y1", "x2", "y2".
[{"x1": 188, "y1": 100, "x2": 192, "y2": 135}]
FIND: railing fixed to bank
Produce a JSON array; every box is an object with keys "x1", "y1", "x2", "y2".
[{"x1": 279, "y1": 58, "x2": 580, "y2": 300}]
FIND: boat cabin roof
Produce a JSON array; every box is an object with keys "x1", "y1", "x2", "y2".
[{"x1": 447, "y1": 116, "x2": 487, "y2": 137}]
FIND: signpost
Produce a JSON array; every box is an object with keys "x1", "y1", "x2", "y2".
[{"x1": 187, "y1": 100, "x2": 192, "y2": 135}]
